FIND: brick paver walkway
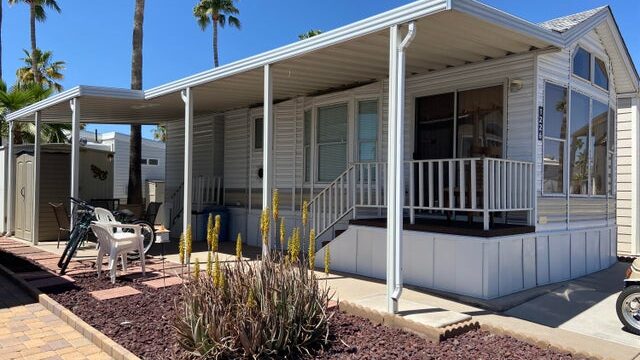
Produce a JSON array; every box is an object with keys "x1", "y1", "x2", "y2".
[{"x1": 0, "y1": 273, "x2": 112, "y2": 359}]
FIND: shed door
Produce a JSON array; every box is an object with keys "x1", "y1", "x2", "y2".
[{"x1": 14, "y1": 154, "x2": 33, "y2": 241}]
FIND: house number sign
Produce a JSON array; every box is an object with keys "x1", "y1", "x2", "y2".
[{"x1": 537, "y1": 106, "x2": 544, "y2": 141}]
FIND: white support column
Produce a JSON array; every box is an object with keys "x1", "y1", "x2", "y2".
[
  {"x1": 32, "y1": 112, "x2": 41, "y2": 245},
  {"x1": 631, "y1": 96, "x2": 640, "y2": 255},
  {"x1": 70, "y1": 99, "x2": 80, "y2": 228},
  {"x1": 6, "y1": 120, "x2": 14, "y2": 235},
  {"x1": 386, "y1": 23, "x2": 415, "y2": 314},
  {"x1": 181, "y1": 88, "x2": 194, "y2": 239},
  {"x1": 262, "y1": 63, "x2": 273, "y2": 256}
]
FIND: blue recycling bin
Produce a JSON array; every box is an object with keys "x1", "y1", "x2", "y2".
[{"x1": 194, "y1": 206, "x2": 229, "y2": 242}]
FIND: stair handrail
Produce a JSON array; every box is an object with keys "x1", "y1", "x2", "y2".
[{"x1": 308, "y1": 163, "x2": 357, "y2": 238}]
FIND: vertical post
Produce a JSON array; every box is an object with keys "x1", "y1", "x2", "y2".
[
  {"x1": 263, "y1": 64, "x2": 273, "y2": 255},
  {"x1": 483, "y1": 157, "x2": 489, "y2": 230},
  {"x1": 6, "y1": 120, "x2": 14, "y2": 235},
  {"x1": 386, "y1": 22, "x2": 415, "y2": 314},
  {"x1": 632, "y1": 97, "x2": 640, "y2": 254},
  {"x1": 32, "y1": 112, "x2": 41, "y2": 245},
  {"x1": 70, "y1": 99, "x2": 80, "y2": 229},
  {"x1": 181, "y1": 88, "x2": 194, "y2": 239}
]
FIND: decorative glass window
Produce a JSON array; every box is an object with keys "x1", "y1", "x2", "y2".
[
  {"x1": 572, "y1": 47, "x2": 591, "y2": 80},
  {"x1": 254, "y1": 118, "x2": 263, "y2": 150},
  {"x1": 303, "y1": 110, "x2": 312, "y2": 182},
  {"x1": 569, "y1": 91, "x2": 590, "y2": 195},
  {"x1": 357, "y1": 100, "x2": 378, "y2": 162},
  {"x1": 317, "y1": 104, "x2": 348, "y2": 182},
  {"x1": 608, "y1": 107, "x2": 616, "y2": 195},
  {"x1": 591, "y1": 100, "x2": 608, "y2": 195},
  {"x1": 543, "y1": 83, "x2": 567, "y2": 194},
  {"x1": 594, "y1": 57, "x2": 609, "y2": 90}
]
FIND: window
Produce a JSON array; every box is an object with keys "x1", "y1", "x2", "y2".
[
  {"x1": 357, "y1": 100, "x2": 378, "y2": 162},
  {"x1": 456, "y1": 85, "x2": 503, "y2": 158},
  {"x1": 254, "y1": 118, "x2": 263, "y2": 150},
  {"x1": 569, "y1": 91, "x2": 589, "y2": 195},
  {"x1": 591, "y1": 100, "x2": 608, "y2": 195},
  {"x1": 572, "y1": 47, "x2": 591, "y2": 80},
  {"x1": 303, "y1": 110, "x2": 312, "y2": 182},
  {"x1": 594, "y1": 57, "x2": 609, "y2": 90},
  {"x1": 543, "y1": 83, "x2": 567, "y2": 194},
  {"x1": 148, "y1": 159, "x2": 159, "y2": 166},
  {"x1": 608, "y1": 107, "x2": 616, "y2": 195},
  {"x1": 317, "y1": 103, "x2": 348, "y2": 182}
]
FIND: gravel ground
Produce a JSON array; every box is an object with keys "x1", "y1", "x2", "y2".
[{"x1": 0, "y1": 247, "x2": 587, "y2": 359}]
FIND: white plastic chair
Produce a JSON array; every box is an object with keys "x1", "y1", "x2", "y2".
[
  {"x1": 94, "y1": 207, "x2": 120, "y2": 225},
  {"x1": 90, "y1": 222, "x2": 146, "y2": 284}
]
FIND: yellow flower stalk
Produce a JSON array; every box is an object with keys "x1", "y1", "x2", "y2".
[
  {"x1": 288, "y1": 227, "x2": 301, "y2": 263},
  {"x1": 308, "y1": 229, "x2": 316, "y2": 270},
  {"x1": 207, "y1": 213, "x2": 214, "y2": 250},
  {"x1": 260, "y1": 207, "x2": 270, "y2": 247},
  {"x1": 235, "y1": 233, "x2": 243, "y2": 260},
  {"x1": 193, "y1": 258, "x2": 201, "y2": 282},
  {"x1": 272, "y1": 189, "x2": 280, "y2": 223},
  {"x1": 302, "y1": 200, "x2": 309, "y2": 227},
  {"x1": 247, "y1": 287, "x2": 256, "y2": 309},
  {"x1": 279, "y1": 218, "x2": 286, "y2": 250},
  {"x1": 324, "y1": 245, "x2": 330, "y2": 275},
  {"x1": 185, "y1": 224, "x2": 193, "y2": 263},
  {"x1": 178, "y1": 233, "x2": 185, "y2": 265},
  {"x1": 206, "y1": 251, "x2": 213, "y2": 277},
  {"x1": 213, "y1": 253, "x2": 221, "y2": 288}
]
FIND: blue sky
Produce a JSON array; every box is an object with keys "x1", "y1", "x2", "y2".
[{"x1": 3, "y1": 0, "x2": 639, "y2": 139}]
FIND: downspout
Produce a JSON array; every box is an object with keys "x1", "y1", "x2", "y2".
[{"x1": 390, "y1": 22, "x2": 416, "y2": 307}]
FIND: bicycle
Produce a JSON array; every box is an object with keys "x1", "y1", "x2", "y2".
[{"x1": 57, "y1": 197, "x2": 95, "y2": 275}]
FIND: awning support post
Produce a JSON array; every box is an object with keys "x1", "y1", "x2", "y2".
[
  {"x1": 386, "y1": 22, "x2": 415, "y2": 314},
  {"x1": 262, "y1": 63, "x2": 273, "y2": 256},
  {"x1": 69, "y1": 99, "x2": 80, "y2": 229},
  {"x1": 6, "y1": 120, "x2": 14, "y2": 235},
  {"x1": 181, "y1": 88, "x2": 194, "y2": 245},
  {"x1": 32, "y1": 111, "x2": 41, "y2": 245}
]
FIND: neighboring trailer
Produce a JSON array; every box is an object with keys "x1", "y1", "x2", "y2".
[{"x1": 12, "y1": 144, "x2": 114, "y2": 242}]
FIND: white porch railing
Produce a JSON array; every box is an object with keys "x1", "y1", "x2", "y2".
[
  {"x1": 168, "y1": 175, "x2": 224, "y2": 227},
  {"x1": 308, "y1": 158, "x2": 534, "y2": 238}
]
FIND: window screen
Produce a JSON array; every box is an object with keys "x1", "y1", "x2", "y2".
[
  {"x1": 254, "y1": 118, "x2": 263, "y2": 150},
  {"x1": 317, "y1": 104, "x2": 347, "y2": 182},
  {"x1": 358, "y1": 100, "x2": 378, "y2": 162}
]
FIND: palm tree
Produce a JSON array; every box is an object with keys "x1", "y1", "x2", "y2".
[
  {"x1": 193, "y1": 0, "x2": 241, "y2": 68},
  {"x1": 298, "y1": 29, "x2": 322, "y2": 40},
  {"x1": 127, "y1": 0, "x2": 145, "y2": 205},
  {"x1": 152, "y1": 125, "x2": 166, "y2": 142},
  {"x1": 0, "y1": 81, "x2": 69, "y2": 144},
  {"x1": 8, "y1": 0, "x2": 61, "y2": 85},
  {"x1": 16, "y1": 49, "x2": 65, "y2": 91}
]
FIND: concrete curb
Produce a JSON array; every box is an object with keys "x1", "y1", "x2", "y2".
[
  {"x1": 0, "y1": 262, "x2": 140, "y2": 360},
  {"x1": 339, "y1": 300, "x2": 479, "y2": 343}
]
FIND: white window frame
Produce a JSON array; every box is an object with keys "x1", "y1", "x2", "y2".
[
  {"x1": 541, "y1": 80, "x2": 569, "y2": 197},
  {"x1": 315, "y1": 102, "x2": 349, "y2": 183},
  {"x1": 355, "y1": 97, "x2": 381, "y2": 163},
  {"x1": 571, "y1": 44, "x2": 610, "y2": 94}
]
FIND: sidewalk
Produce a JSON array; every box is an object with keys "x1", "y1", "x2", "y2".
[{"x1": 0, "y1": 271, "x2": 111, "y2": 360}]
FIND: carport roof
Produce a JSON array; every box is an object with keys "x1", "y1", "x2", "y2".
[{"x1": 6, "y1": 0, "x2": 638, "y2": 124}]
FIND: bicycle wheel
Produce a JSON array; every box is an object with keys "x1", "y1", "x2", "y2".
[
  {"x1": 59, "y1": 226, "x2": 89, "y2": 275},
  {"x1": 127, "y1": 220, "x2": 155, "y2": 260}
]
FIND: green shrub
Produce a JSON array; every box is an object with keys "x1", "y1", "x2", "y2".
[{"x1": 175, "y1": 255, "x2": 333, "y2": 358}]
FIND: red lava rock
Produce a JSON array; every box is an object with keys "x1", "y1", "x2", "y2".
[{"x1": 0, "y1": 246, "x2": 587, "y2": 360}]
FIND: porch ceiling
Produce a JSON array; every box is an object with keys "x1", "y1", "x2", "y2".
[
  {"x1": 8, "y1": 5, "x2": 558, "y2": 124},
  {"x1": 171, "y1": 9, "x2": 555, "y2": 116}
]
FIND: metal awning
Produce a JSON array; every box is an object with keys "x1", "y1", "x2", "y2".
[{"x1": 6, "y1": 0, "x2": 566, "y2": 124}]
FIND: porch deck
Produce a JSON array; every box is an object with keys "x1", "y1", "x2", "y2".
[{"x1": 349, "y1": 217, "x2": 534, "y2": 237}]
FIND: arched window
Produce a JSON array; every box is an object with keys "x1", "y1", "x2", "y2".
[{"x1": 594, "y1": 57, "x2": 609, "y2": 90}]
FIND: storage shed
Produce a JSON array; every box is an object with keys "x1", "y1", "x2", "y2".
[{"x1": 13, "y1": 144, "x2": 114, "y2": 242}]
